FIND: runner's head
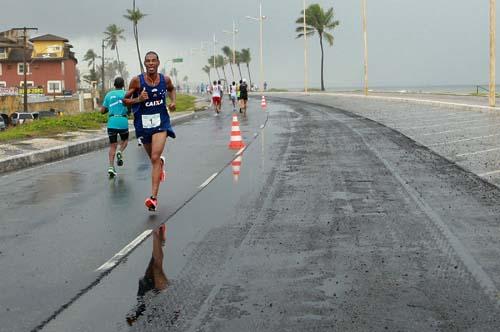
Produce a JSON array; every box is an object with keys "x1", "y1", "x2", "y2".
[
  {"x1": 144, "y1": 51, "x2": 160, "y2": 75},
  {"x1": 218, "y1": 80, "x2": 221, "y2": 85},
  {"x1": 232, "y1": 81, "x2": 235, "y2": 86},
  {"x1": 239, "y1": 80, "x2": 243, "y2": 84},
  {"x1": 243, "y1": 79, "x2": 247, "y2": 84},
  {"x1": 114, "y1": 77, "x2": 125, "y2": 89},
  {"x1": 213, "y1": 80, "x2": 217, "y2": 85}
]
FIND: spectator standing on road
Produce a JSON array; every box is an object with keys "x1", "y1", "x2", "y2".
[
  {"x1": 123, "y1": 51, "x2": 176, "y2": 212},
  {"x1": 100, "y1": 77, "x2": 129, "y2": 178}
]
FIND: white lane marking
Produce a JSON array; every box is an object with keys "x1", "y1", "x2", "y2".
[
  {"x1": 386, "y1": 113, "x2": 482, "y2": 125},
  {"x1": 428, "y1": 134, "x2": 500, "y2": 147},
  {"x1": 95, "y1": 229, "x2": 152, "y2": 272},
  {"x1": 456, "y1": 147, "x2": 500, "y2": 157},
  {"x1": 422, "y1": 124, "x2": 500, "y2": 136},
  {"x1": 400, "y1": 118, "x2": 487, "y2": 130},
  {"x1": 199, "y1": 172, "x2": 218, "y2": 189},
  {"x1": 235, "y1": 148, "x2": 245, "y2": 156},
  {"x1": 480, "y1": 169, "x2": 500, "y2": 177}
]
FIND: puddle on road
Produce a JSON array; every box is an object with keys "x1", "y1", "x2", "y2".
[{"x1": 21, "y1": 172, "x2": 83, "y2": 205}]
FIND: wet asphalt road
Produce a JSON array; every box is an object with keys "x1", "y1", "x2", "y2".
[
  {"x1": 0, "y1": 100, "x2": 268, "y2": 332},
  {"x1": 5, "y1": 97, "x2": 500, "y2": 331}
]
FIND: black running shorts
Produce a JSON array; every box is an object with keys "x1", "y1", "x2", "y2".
[{"x1": 108, "y1": 128, "x2": 129, "y2": 144}]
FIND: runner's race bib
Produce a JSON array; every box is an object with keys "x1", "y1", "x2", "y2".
[{"x1": 142, "y1": 113, "x2": 161, "y2": 129}]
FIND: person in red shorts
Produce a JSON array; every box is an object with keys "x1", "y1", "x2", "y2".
[{"x1": 211, "y1": 80, "x2": 222, "y2": 114}]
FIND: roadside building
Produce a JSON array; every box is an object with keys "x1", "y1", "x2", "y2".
[{"x1": 0, "y1": 30, "x2": 78, "y2": 95}]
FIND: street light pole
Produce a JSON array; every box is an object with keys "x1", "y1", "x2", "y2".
[
  {"x1": 232, "y1": 20, "x2": 237, "y2": 64},
  {"x1": 490, "y1": 0, "x2": 496, "y2": 107},
  {"x1": 13, "y1": 27, "x2": 37, "y2": 112},
  {"x1": 259, "y1": 1, "x2": 264, "y2": 93},
  {"x1": 303, "y1": 0, "x2": 308, "y2": 94},
  {"x1": 101, "y1": 39, "x2": 105, "y2": 103},
  {"x1": 246, "y1": 2, "x2": 267, "y2": 92},
  {"x1": 362, "y1": 0, "x2": 369, "y2": 96}
]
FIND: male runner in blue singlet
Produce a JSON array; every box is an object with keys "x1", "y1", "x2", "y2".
[{"x1": 123, "y1": 51, "x2": 176, "y2": 211}]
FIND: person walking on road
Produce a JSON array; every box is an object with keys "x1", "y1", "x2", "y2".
[
  {"x1": 211, "y1": 80, "x2": 222, "y2": 115},
  {"x1": 239, "y1": 78, "x2": 249, "y2": 115},
  {"x1": 123, "y1": 51, "x2": 176, "y2": 212},
  {"x1": 101, "y1": 77, "x2": 130, "y2": 178},
  {"x1": 230, "y1": 81, "x2": 237, "y2": 111}
]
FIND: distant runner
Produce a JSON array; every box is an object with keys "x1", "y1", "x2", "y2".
[
  {"x1": 230, "y1": 81, "x2": 237, "y2": 111},
  {"x1": 123, "y1": 51, "x2": 176, "y2": 212},
  {"x1": 239, "y1": 78, "x2": 249, "y2": 115},
  {"x1": 100, "y1": 77, "x2": 129, "y2": 178},
  {"x1": 211, "y1": 80, "x2": 222, "y2": 114}
]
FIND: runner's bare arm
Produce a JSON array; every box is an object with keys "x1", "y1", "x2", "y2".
[
  {"x1": 123, "y1": 76, "x2": 148, "y2": 106},
  {"x1": 166, "y1": 76, "x2": 176, "y2": 111},
  {"x1": 100, "y1": 106, "x2": 108, "y2": 114}
]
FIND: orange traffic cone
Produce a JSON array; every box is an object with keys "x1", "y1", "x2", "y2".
[
  {"x1": 261, "y1": 95, "x2": 267, "y2": 109},
  {"x1": 232, "y1": 154, "x2": 242, "y2": 182},
  {"x1": 228, "y1": 115, "x2": 245, "y2": 150}
]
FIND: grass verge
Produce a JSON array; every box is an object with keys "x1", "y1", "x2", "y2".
[{"x1": 0, "y1": 94, "x2": 196, "y2": 142}]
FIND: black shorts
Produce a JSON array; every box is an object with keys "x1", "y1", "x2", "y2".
[{"x1": 108, "y1": 128, "x2": 129, "y2": 144}]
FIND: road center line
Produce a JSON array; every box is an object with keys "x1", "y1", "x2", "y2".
[
  {"x1": 199, "y1": 172, "x2": 219, "y2": 189},
  {"x1": 456, "y1": 147, "x2": 500, "y2": 157},
  {"x1": 422, "y1": 124, "x2": 499, "y2": 136},
  {"x1": 95, "y1": 229, "x2": 152, "y2": 272}
]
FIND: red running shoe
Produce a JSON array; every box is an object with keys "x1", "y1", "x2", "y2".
[{"x1": 145, "y1": 196, "x2": 158, "y2": 211}]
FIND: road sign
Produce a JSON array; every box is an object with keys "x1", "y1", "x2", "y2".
[{"x1": 172, "y1": 58, "x2": 183, "y2": 63}]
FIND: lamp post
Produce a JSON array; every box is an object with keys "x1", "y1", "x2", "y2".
[
  {"x1": 13, "y1": 27, "x2": 38, "y2": 112},
  {"x1": 246, "y1": 1, "x2": 267, "y2": 92},
  {"x1": 362, "y1": 0, "x2": 369, "y2": 96},
  {"x1": 101, "y1": 39, "x2": 105, "y2": 103},
  {"x1": 490, "y1": 0, "x2": 496, "y2": 107},
  {"x1": 303, "y1": 0, "x2": 308, "y2": 94},
  {"x1": 223, "y1": 20, "x2": 239, "y2": 65}
]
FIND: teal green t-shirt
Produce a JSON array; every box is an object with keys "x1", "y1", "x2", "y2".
[{"x1": 103, "y1": 90, "x2": 129, "y2": 130}]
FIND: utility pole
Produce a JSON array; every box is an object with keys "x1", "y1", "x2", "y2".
[
  {"x1": 13, "y1": 27, "x2": 37, "y2": 112},
  {"x1": 101, "y1": 39, "x2": 105, "y2": 103},
  {"x1": 303, "y1": 0, "x2": 308, "y2": 94},
  {"x1": 490, "y1": 0, "x2": 496, "y2": 107},
  {"x1": 362, "y1": 0, "x2": 369, "y2": 96}
]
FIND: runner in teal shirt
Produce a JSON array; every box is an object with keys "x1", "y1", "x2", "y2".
[{"x1": 101, "y1": 77, "x2": 130, "y2": 177}]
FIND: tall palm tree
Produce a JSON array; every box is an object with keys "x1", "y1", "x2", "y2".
[
  {"x1": 234, "y1": 50, "x2": 243, "y2": 80},
  {"x1": 216, "y1": 55, "x2": 228, "y2": 85},
  {"x1": 208, "y1": 56, "x2": 220, "y2": 80},
  {"x1": 202, "y1": 65, "x2": 211, "y2": 82},
  {"x1": 104, "y1": 24, "x2": 125, "y2": 77},
  {"x1": 124, "y1": 1, "x2": 147, "y2": 73},
  {"x1": 83, "y1": 49, "x2": 98, "y2": 72},
  {"x1": 240, "y1": 48, "x2": 252, "y2": 87},
  {"x1": 296, "y1": 4, "x2": 340, "y2": 91},
  {"x1": 222, "y1": 46, "x2": 235, "y2": 81}
]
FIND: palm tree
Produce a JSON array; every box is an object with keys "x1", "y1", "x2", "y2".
[
  {"x1": 208, "y1": 56, "x2": 220, "y2": 80},
  {"x1": 83, "y1": 49, "x2": 98, "y2": 72},
  {"x1": 296, "y1": 4, "x2": 340, "y2": 91},
  {"x1": 240, "y1": 48, "x2": 252, "y2": 87},
  {"x1": 234, "y1": 50, "x2": 243, "y2": 80},
  {"x1": 222, "y1": 46, "x2": 235, "y2": 81},
  {"x1": 124, "y1": 1, "x2": 147, "y2": 73},
  {"x1": 202, "y1": 65, "x2": 211, "y2": 82},
  {"x1": 104, "y1": 24, "x2": 125, "y2": 77},
  {"x1": 216, "y1": 55, "x2": 228, "y2": 85}
]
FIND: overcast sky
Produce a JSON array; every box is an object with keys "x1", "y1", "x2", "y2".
[{"x1": 1, "y1": 0, "x2": 496, "y2": 89}]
